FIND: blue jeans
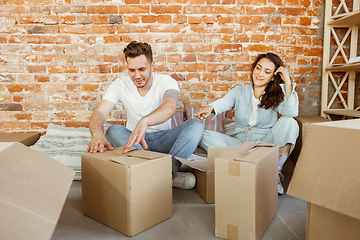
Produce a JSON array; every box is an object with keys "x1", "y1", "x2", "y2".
[{"x1": 106, "y1": 119, "x2": 204, "y2": 169}]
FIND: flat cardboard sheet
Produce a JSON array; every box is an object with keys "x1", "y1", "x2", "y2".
[{"x1": 0, "y1": 142, "x2": 75, "y2": 240}]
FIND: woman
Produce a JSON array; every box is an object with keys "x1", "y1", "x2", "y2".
[{"x1": 195, "y1": 53, "x2": 299, "y2": 194}]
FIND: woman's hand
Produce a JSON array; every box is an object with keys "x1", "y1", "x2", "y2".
[
  {"x1": 275, "y1": 66, "x2": 291, "y2": 85},
  {"x1": 194, "y1": 105, "x2": 214, "y2": 119}
]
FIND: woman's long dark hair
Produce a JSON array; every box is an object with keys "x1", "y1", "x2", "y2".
[{"x1": 251, "y1": 53, "x2": 285, "y2": 110}]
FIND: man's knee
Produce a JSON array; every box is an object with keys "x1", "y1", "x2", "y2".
[{"x1": 186, "y1": 119, "x2": 204, "y2": 135}]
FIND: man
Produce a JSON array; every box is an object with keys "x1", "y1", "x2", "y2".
[{"x1": 87, "y1": 41, "x2": 204, "y2": 190}]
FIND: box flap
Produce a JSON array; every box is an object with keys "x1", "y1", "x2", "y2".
[
  {"x1": 127, "y1": 149, "x2": 168, "y2": 160},
  {"x1": 234, "y1": 143, "x2": 278, "y2": 163},
  {"x1": 110, "y1": 148, "x2": 168, "y2": 166},
  {"x1": 0, "y1": 142, "x2": 74, "y2": 239},
  {"x1": 175, "y1": 156, "x2": 208, "y2": 172},
  {"x1": 287, "y1": 119, "x2": 360, "y2": 220}
]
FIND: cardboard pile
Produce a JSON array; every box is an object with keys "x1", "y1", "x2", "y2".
[
  {"x1": 0, "y1": 142, "x2": 75, "y2": 240},
  {"x1": 0, "y1": 132, "x2": 40, "y2": 146},
  {"x1": 214, "y1": 142, "x2": 279, "y2": 240},
  {"x1": 81, "y1": 147, "x2": 172, "y2": 237},
  {"x1": 287, "y1": 119, "x2": 360, "y2": 240},
  {"x1": 290, "y1": 116, "x2": 330, "y2": 164}
]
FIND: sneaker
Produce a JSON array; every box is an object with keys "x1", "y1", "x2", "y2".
[
  {"x1": 278, "y1": 166, "x2": 284, "y2": 195},
  {"x1": 172, "y1": 172, "x2": 196, "y2": 190}
]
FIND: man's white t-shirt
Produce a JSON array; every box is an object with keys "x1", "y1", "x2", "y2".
[{"x1": 102, "y1": 73, "x2": 179, "y2": 133}]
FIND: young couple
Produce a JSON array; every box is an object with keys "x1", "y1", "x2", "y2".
[{"x1": 87, "y1": 41, "x2": 299, "y2": 194}]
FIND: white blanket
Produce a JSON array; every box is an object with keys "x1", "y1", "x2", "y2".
[{"x1": 30, "y1": 124, "x2": 92, "y2": 180}]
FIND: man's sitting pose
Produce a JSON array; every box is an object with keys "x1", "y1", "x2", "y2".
[{"x1": 86, "y1": 41, "x2": 204, "y2": 189}]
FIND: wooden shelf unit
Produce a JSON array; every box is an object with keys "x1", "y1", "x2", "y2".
[{"x1": 321, "y1": 0, "x2": 360, "y2": 119}]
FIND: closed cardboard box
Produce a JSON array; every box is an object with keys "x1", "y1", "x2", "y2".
[
  {"x1": 0, "y1": 132, "x2": 40, "y2": 146},
  {"x1": 290, "y1": 116, "x2": 330, "y2": 164},
  {"x1": 214, "y1": 142, "x2": 279, "y2": 240},
  {"x1": 176, "y1": 145, "x2": 241, "y2": 203},
  {"x1": 0, "y1": 142, "x2": 75, "y2": 240},
  {"x1": 287, "y1": 119, "x2": 360, "y2": 240},
  {"x1": 82, "y1": 147, "x2": 172, "y2": 237}
]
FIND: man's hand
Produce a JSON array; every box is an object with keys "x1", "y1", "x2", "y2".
[
  {"x1": 87, "y1": 133, "x2": 114, "y2": 153},
  {"x1": 122, "y1": 118, "x2": 149, "y2": 154}
]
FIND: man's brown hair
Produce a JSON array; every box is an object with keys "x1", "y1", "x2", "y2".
[{"x1": 123, "y1": 41, "x2": 153, "y2": 63}]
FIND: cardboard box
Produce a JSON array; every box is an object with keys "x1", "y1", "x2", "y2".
[
  {"x1": 287, "y1": 119, "x2": 360, "y2": 240},
  {"x1": 290, "y1": 116, "x2": 330, "y2": 164},
  {"x1": 176, "y1": 145, "x2": 241, "y2": 203},
  {"x1": 0, "y1": 132, "x2": 40, "y2": 146},
  {"x1": 81, "y1": 147, "x2": 172, "y2": 237},
  {"x1": 0, "y1": 142, "x2": 75, "y2": 240},
  {"x1": 214, "y1": 142, "x2": 279, "y2": 240}
]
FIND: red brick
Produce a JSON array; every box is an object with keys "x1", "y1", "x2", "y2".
[
  {"x1": 243, "y1": 44, "x2": 274, "y2": 52},
  {"x1": 87, "y1": 5, "x2": 118, "y2": 14},
  {"x1": 26, "y1": 66, "x2": 46, "y2": 73},
  {"x1": 171, "y1": 73, "x2": 185, "y2": 81},
  {"x1": 25, "y1": 35, "x2": 41, "y2": 44},
  {"x1": 61, "y1": 16, "x2": 76, "y2": 24},
  {"x1": 218, "y1": 15, "x2": 235, "y2": 24},
  {"x1": 25, "y1": 84, "x2": 41, "y2": 92},
  {"x1": 91, "y1": 25, "x2": 118, "y2": 34},
  {"x1": 123, "y1": 15, "x2": 140, "y2": 24},
  {"x1": 125, "y1": 0, "x2": 140, "y2": 3},
  {"x1": 214, "y1": 6, "x2": 243, "y2": 14},
  {"x1": 41, "y1": 35, "x2": 56, "y2": 44},
  {"x1": 104, "y1": 35, "x2": 121, "y2": 43},
  {"x1": 22, "y1": 55, "x2": 38, "y2": 63},
  {"x1": 60, "y1": 25, "x2": 91, "y2": 34},
  {"x1": 267, "y1": 16, "x2": 281, "y2": 25},
  {"x1": 278, "y1": 7, "x2": 307, "y2": 16},
  {"x1": 141, "y1": 15, "x2": 157, "y2": 23},
  {"x1": 149, "y1": 25, "x2": 180, "y2": 33},
  {"x1": 48, "y1": 65, "x2": 79, "y2": 73},
  {"x1": 175, "y1": 63, "x2": 206, "y2": 72},
  {"x1": 299, "y1": 17, "x2": 311, "y2": 25},
  {"x1": 214, "y1": 44, "x2": 242, "y2": 53},
  {"x1": 35, "y1": 75, "x2": 50, "y2": 82},
  {"x1": 82, "y1": 84, "x2": 98, "y2": 91},
  {"x1": 304, "y1": 47, "x2": 322, "y2": 56},
  {"x1": 56, "y1": 35, "x2": 71, "y2": 44},
  {"x1": 119, "y1": 5, "x2": 149, "y2": 14},
  {"x1": 93, "y1": 15, "x2": 109, "y2": 24},
  {"x1": 9, "y1": 35, "x2": 23, "y2": 43},
  {"x1": 7, "y1": 84, "x2": 24, "y2": 92},
  {"x1": 245, "y1": 6, "x2": 276, "y2": 14},
  {"x1": 167, "y1": 54, "x2": 182, "y2": 63},
  {"x1": 291, "y1": 27, "x2": 317, "y2": 35},
  {"x1": 212, "y1": 83, "x2": 231, "y2": 91},
  {"x1": 152, "y1": 5, "x2": 182, "y2": 14},
  {"x1": 185, "y1": 6, "x2": 214, "y2": 14}
]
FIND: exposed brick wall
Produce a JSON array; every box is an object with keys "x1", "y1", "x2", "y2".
[{"x1": 0, "y1": 0, "x2": 325, "y2": 133}]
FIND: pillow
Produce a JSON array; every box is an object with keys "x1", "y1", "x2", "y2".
[
  {"x1": 171, "y1": 110, "x2": 184, "y2": 128},
  {"x1": 185, "y1": 107, "x2": 225, "y2": 133}
]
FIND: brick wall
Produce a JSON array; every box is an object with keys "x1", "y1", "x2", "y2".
[{"x1": 0, "y1": 0, "x2": 325, "y2": 133}]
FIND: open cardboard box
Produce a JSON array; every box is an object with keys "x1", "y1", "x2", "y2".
[
  {"x1": 214, "y1": 142, "x2": 278, "y2": 240},
  {"x1": 82, "y1": 147, "x2": 172, "y2": 237},
  {"x1": 0, "y1": 132, "x2": 40, "y2": 146},
  {"x1": 0, "y1": 142, "x2": 75, "y2": 240},
  {"x1": 287, "y1": 119, "x2": 360, "y2": 240},
  {"x1": 176, "y1": 145, "x2": 241, "y2": 203}
]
